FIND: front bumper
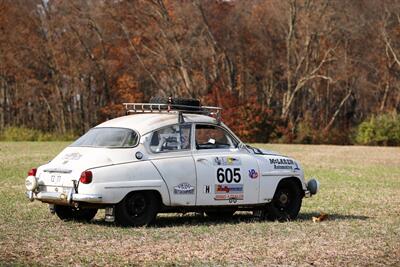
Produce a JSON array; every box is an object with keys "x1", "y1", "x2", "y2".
[{"x1": 25, "y1": 189, "x2": 102, "y2": 204}]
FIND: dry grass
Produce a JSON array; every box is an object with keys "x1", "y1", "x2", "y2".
[{"x1": 0, "y1": 142, "x2": 399, "y2": 266}]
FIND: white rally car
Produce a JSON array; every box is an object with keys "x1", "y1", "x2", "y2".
[{"x1": 25, "y1": 98, "x2": 319, "y2": 226}]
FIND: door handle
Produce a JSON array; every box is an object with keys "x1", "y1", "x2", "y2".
[{"x1": 197, "y1": 158, "x2": 208, "y2": 162}]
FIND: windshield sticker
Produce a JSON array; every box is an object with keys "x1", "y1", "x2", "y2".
[
  {"x1": 248, "y1": 169, "x2": 259, "y2": 179},
  {"x1": 173, "y1": 183, "x2": 195, "y2": 194},
  {"x1": 214, "y1": 156, "x2": 241, "y2": 166},
  {"x1": 269, "y1": 158, "x2": 296, "y2": 170}
]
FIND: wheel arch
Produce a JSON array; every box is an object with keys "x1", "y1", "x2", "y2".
[
  {"x1": 121, "y1": 189, "x2": 163, "y2": 206},
  {"x1": 276, "y1": 176, "x2": 305, "y2": 197}
]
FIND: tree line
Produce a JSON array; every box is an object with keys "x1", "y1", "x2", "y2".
[{"x1": 0, "y1": 0, "x2": 399, "y2": 144}]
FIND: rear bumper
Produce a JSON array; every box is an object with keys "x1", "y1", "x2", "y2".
[{"x1": 25, "y1": 190, "x2": 102, "y2": 204}]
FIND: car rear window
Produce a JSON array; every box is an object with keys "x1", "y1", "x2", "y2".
[{"x1": 70, "y1": 127, "x2": 139, "y2": 148}]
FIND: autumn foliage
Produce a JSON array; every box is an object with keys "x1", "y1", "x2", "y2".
[{"x1": 0, "y1": 0, "x2": 399, "y2": 144}]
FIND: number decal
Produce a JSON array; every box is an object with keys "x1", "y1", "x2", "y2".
[
  {"x1": 216, "y1": 168, "x2": 241, "y2": 183},
  {"x1": 217, "y1": 168, "x2": 225, "y2": 183},
  {"x1": 233, "y1": 168, "x2": 241, "y2": 183}
]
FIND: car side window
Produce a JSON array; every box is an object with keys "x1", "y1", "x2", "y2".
[
  {"x1": 195, "y1": 124, "x2": 237, "y2": 149},
  {"x1": 150, "y1": 124, "x2": 191, "y2": 153}
]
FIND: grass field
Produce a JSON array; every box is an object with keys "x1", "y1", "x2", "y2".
[{"x1": 0, "y1": 142, "x2": 399, "y2": 266}]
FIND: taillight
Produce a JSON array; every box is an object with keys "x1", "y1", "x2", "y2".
[
  {"x1": 79, "y1": 170, "x2": 92, "y2": 184},
  {"x1": 28, "y1": 168, "x2": 37, "y2": 177}
]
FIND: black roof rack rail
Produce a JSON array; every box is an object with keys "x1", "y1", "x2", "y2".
[{"x1": 122, "y1": 103, "x2": 222, "y2": 124}]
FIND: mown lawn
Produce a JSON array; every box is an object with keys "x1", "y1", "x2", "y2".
[{"x1": 0, "y1": 142, "x2": 399, "y2": 266}]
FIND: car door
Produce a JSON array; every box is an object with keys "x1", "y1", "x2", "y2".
[
  {"x1": 147, "y1": 123, "x2": 197, "y2": 206},
  {"x1": 193, "y1": 124, "x2": 260, "y2": 206}
]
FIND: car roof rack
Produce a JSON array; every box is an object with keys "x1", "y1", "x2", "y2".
[{"x1": 122, "y1": 103, "x2": 222, "y2": 124}]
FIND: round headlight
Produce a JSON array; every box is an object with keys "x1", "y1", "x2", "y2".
[{"x1": 25, "y1": 176, "x2": 38, "y2": 191}]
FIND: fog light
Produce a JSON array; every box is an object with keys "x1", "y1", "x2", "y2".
[{"x1": 307, "y1": 178, "x2": 320, "y2": 195}]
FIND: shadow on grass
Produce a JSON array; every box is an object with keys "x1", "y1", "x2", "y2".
[
  {"x1": 298, "y1": 212, "x2": 369, "y2": 221},
  {"x1": 89, "y1": 211, "x2": 369, "y2": 228}
]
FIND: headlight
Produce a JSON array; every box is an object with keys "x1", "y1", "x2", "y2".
[{"x1": 25, "y1": 176, "x2": 38, "y2": 191}]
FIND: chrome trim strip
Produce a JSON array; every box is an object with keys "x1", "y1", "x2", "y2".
[
  {"x1": 43, "y1": 168, "x2": 72, "y2": 173},
  {"x1": 104, "y1": 185, "x2": 161, "y2": 189},
  {"x1": 72, "y1": 194, "x2": 102, "y2": 202},
  {"x1": 34, "y1": 191, "x2": 102, "y2": 203}
]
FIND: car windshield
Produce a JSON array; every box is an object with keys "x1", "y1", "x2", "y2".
[{"x1": 70, "y1": 127, "x2": 139, "y2": 148}]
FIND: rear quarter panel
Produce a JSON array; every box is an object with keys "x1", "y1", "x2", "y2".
[{"x1": 78, "y1": 161, "x2": 171, "y2": 205}]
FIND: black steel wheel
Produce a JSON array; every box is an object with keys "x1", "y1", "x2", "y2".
[
  {"x1": 54, "y1": 205, "x2": 97, "y2": 222},
  {"x1": 115, "y1": 191, "x2": 159, "y2": 227},
  {"x1": 265, "y1": 180, "x2": 303, "y2": 221}
]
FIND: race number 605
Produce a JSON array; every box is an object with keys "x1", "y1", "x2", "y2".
[{"x1": 217, "y1": 168, "x2": 241, "y2": 183}]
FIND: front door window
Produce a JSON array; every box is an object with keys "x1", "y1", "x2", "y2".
[{"x1": 195, "y1": 124, "x2": 237, "y2": 150}]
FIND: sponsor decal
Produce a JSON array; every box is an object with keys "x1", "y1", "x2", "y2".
[
  {"x1": 173, "y1": 183, "x2": 195, "y2": 194},
  {"x1": 214, "y1": 156, "x2": 241, "y2": 166},
  {"x1": 204, "y1": 185, "x2": 210, "y2": 194},
  {"x1": 248, "y1": 169, "x2": 259, "y2": 179},
  {"x1": 62, "y1": 152, "x2": 82, "y2": 161},
  {"x1": 293, "y1": 162, "x2": 300, "y2": 171},
  {"x1": 215, "y1": 184, "x2": 243, "y2": 194},
  {"x1": 214, "y1": 194, "x2": 244, "y2": 201},
  {"x1": 269, "y1": 158, "x2": 295, "y2": 170},
  {"x1": 214, "y1": 184, "x2": 244, "y2": 201}
]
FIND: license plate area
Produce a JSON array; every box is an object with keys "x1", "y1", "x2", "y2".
[
  {"x1": 38, "y1": 185, "x2": 72, "y2": 194},
  {"x1": 39, "y1": 172, "x2": 69, "y2": 187}
]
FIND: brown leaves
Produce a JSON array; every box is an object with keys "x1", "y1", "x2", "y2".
[{"x1": 312, "y1": 212, "x2": 328, "y2": 223}]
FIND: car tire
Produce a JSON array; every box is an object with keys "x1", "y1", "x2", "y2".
[
  {"x1": 149, "y1": 97, "x2": 201, "y2": 111},
  {"x1": 115, "y1": 191, "x2": 159, "y2": 227},
  {"x1": 265, "y1": 180, "x2": 303, "y2": 222},
  {"x1": 54, "y1": 205, "x2": 97, "y2": 222},
  {"x1": 205, "y1": 210, "x2": 236, "y2": 219}
]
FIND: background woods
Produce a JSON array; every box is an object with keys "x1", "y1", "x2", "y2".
[{"x1": 0, "y1": 0, "x2": 399, "y2": 144}]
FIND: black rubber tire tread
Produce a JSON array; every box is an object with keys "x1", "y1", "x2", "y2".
[
  {"x1": 205, "y1": 210, "x2": 236, "y2": 219},
  {"x1": 54, "y1": 205, "x2": 97, "y2": 222},
  {"x1": 115, "y1": 191, "x2": 159, "y2": 227},
  {"x1": 265, "y1": 180, "x2": 302, "y2": 222},
  {"x1": 149, "y1": 97, "x2": 201, "y2": 111}
]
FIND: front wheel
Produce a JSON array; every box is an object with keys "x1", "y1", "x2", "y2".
[
  {"x1": 115, "y1": 191, "x2": 159, "y2": 227},
  {"x1": 54, "y1": 205, "x2": 97, "y2": 222},
  {"x1": 265, "y1": 180, "x2": 303, "y2": 221}
]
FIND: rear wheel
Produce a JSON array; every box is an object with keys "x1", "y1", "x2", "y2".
[
  {"x1": 115, "y1": 191, "x2": 159, "y2": 227},
  {"x1": 54, "y1": 205, "x2": 97, "y2": 222},
  {"x1": 265, "y1": 180, "x2": 303, "y2": 221}
]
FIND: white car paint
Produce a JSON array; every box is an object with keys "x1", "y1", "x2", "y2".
[{"x1": 25, "y1": 112, "x2": 318, "y2": 216}]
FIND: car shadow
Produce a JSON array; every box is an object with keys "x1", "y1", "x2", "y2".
[
  {"x1": 298, "y1": 212, "x2": 369, "y2": 221},
  {"x1": 89, "y1": 211, "x2": 369, "y2": 228}
]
